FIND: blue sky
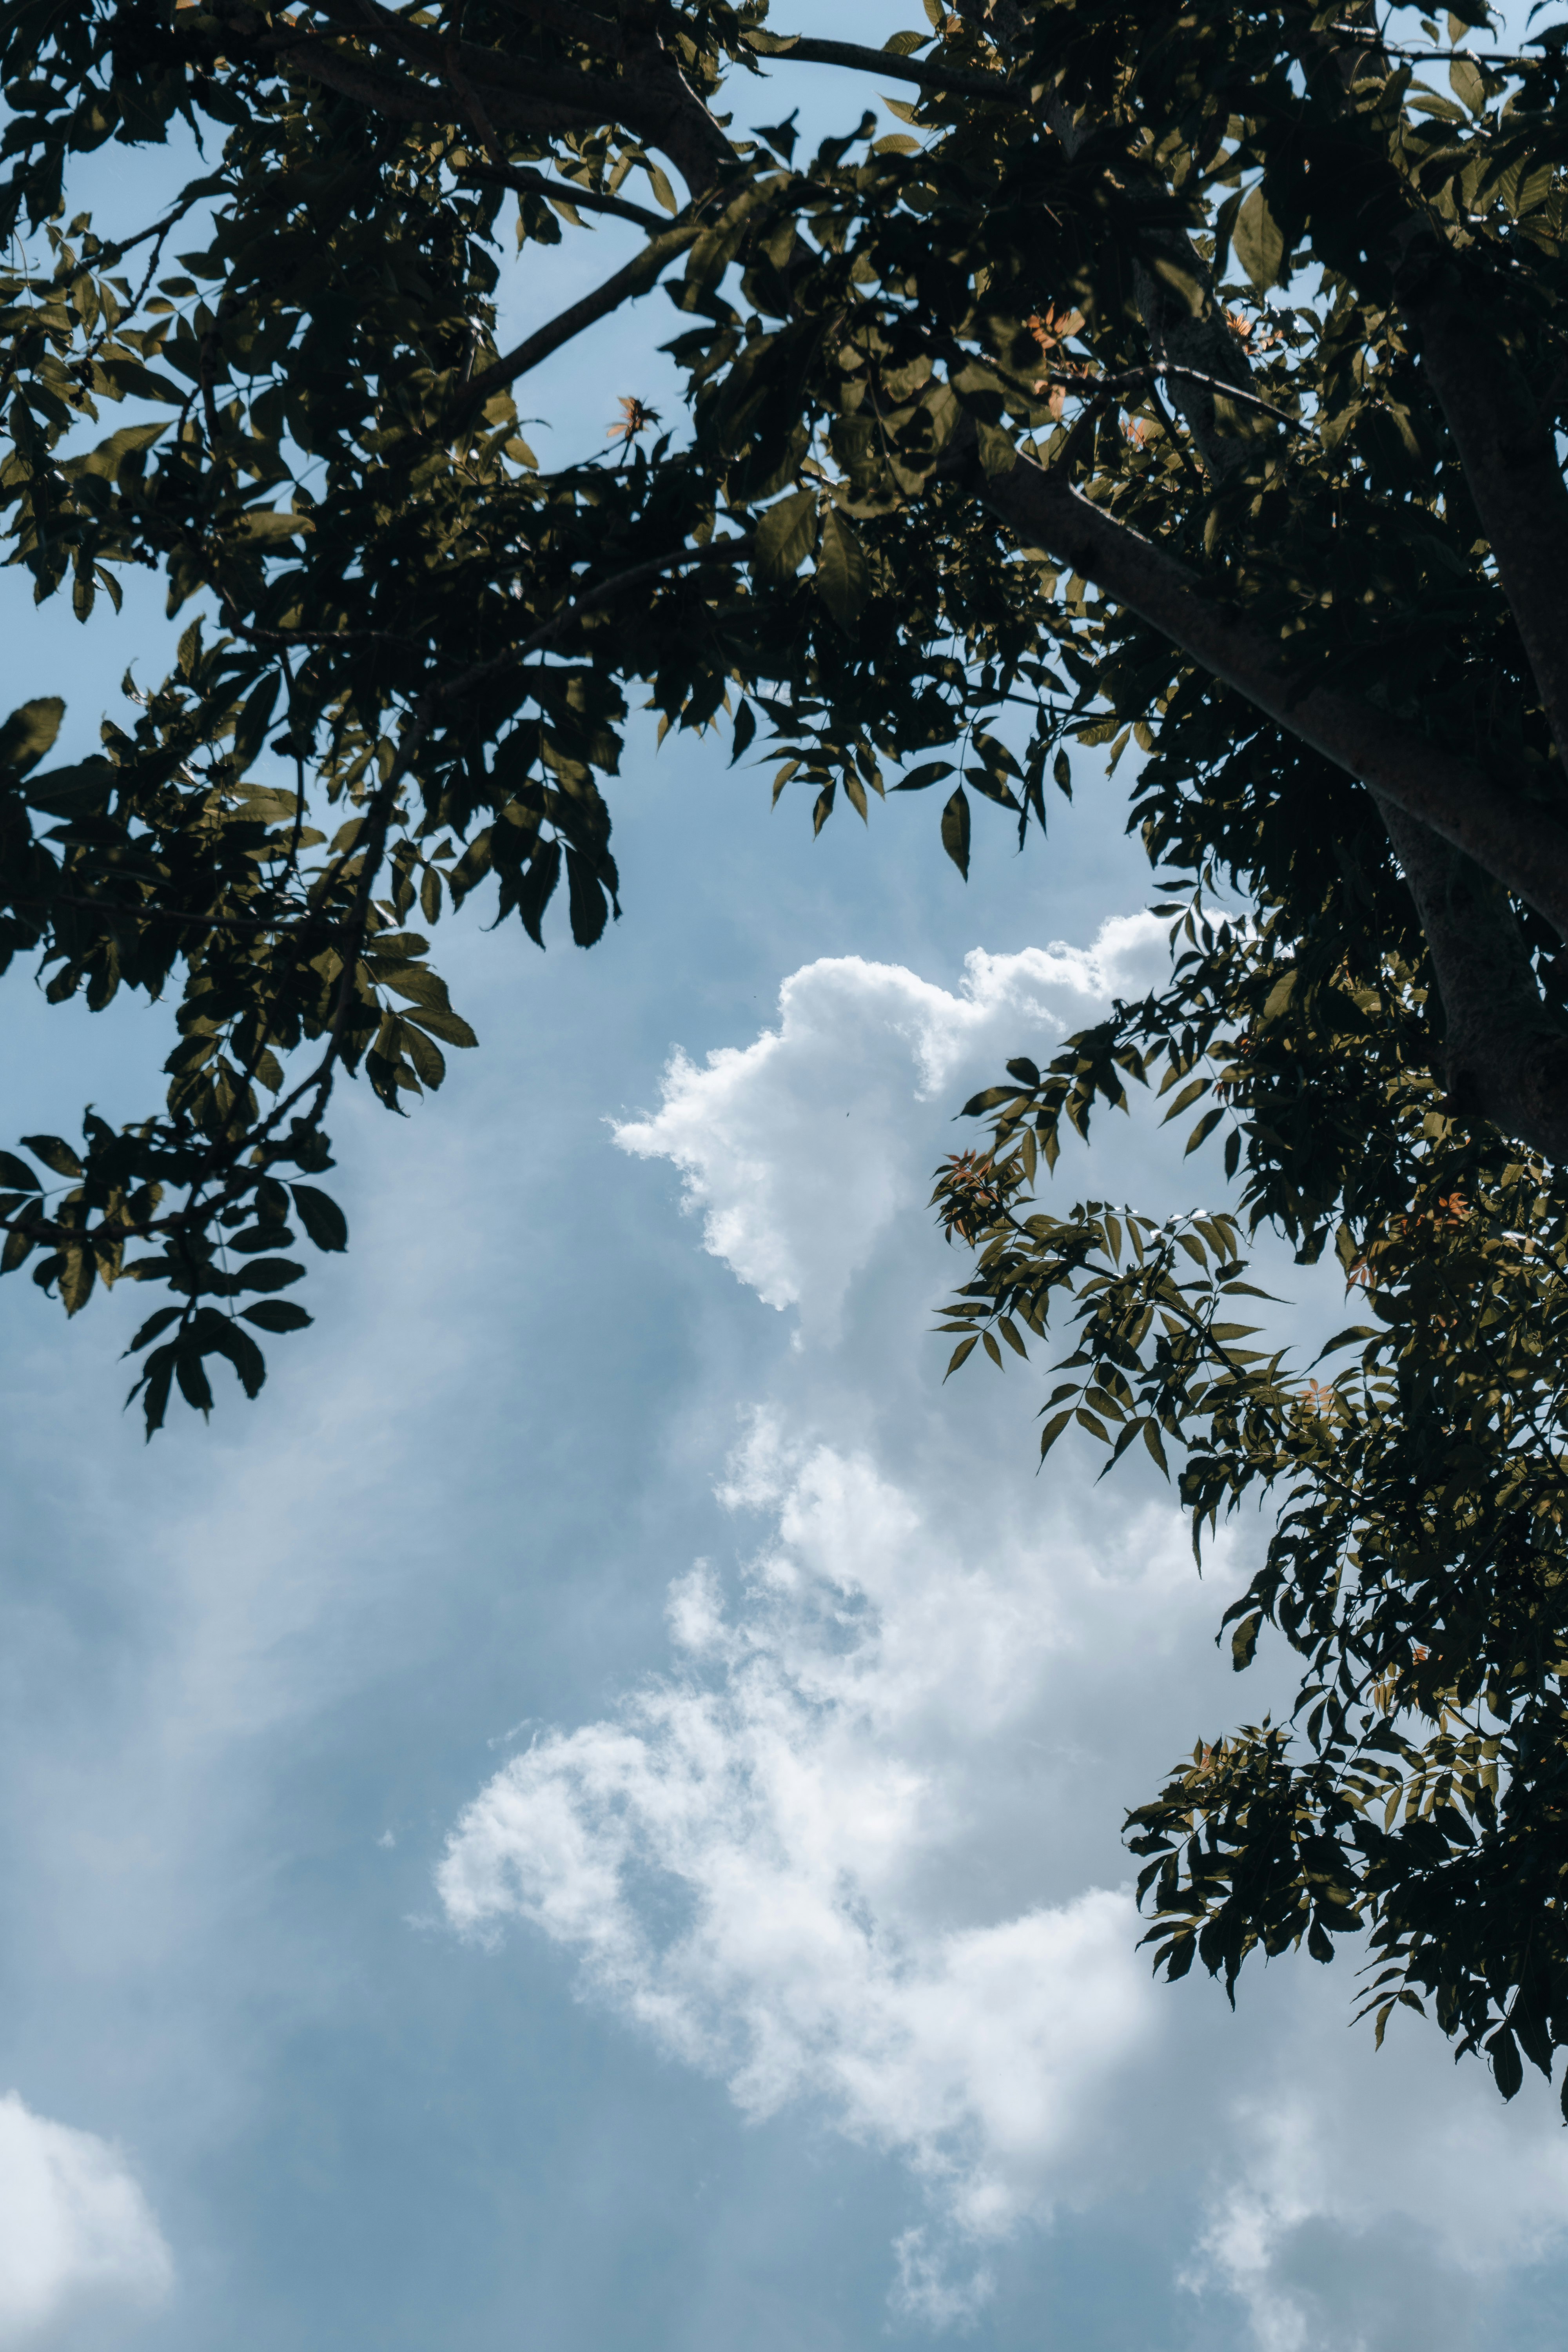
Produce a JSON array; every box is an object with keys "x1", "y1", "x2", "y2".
[{"x1": 3, "y1": 11, "x2": 1568, "y2": 2351}]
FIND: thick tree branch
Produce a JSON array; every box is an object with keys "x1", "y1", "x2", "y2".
[
  {"x1": 345, "y1": 0, "x2": 733, "y2": 194},
  {"x1": 1402, "y1": 258, "x2": 1568, "y2": 786},
  {"x1": 222, "y1": 5, "x2": 606, "y2": 137},
  {"x1": 979, "y1": 445, "x2": 1568, "y2": 942},
  {"x1": 245, "y1": 26, "x2": 432, "y2": 119},
  {"x1": 1373, "y1": 796, "x2": 1568, "y2": 1160},
  {"x1": 352, "y1": 2, "x2": 629, "y2": 125}
]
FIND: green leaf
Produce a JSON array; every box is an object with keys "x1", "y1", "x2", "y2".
[
  {"x1": 23, "y1": 759, "x2": 116, "y2": 819},
  {"x1": 0, "y1": 698, "x2": 64, "y2": 778},
  {"x1": 815, "y1": 508, "x2": 869, "y2": 632},
  {"x1": 176, "y1": 1348, "x2": 215, "y2": 1416},
  {"x1": 58, "y1": 1246, "x2": 94, "y2": 1316},
  {"x1": 127, "y1": 1306, "x2": 183, "y2": 1353},
  {"x1": 67, "y1": 422, "x2": 167, "y2": 481},
  {"x1": 1261, "y1": 968, "x2": 1299, "y2": 1023},
  {"x1": 753, "y1": 488, "x2": 819, "y2": 581},
  {"x1": 134, "y1": 1344, "x2": 177, "y2": 1437},
  {"x1": 402, "y1": 1021, "x2": 447, "y2": 1088},
  {"x1": 231, "y1": 675, "x2": 280, "y2": 774},
  {"x1": 405, "y1": 1004, "x2": 479, "y2": 1049},
  {"x1": 1449, "y1": 56, "x2": 1486, "y2": 114},
  {"x1": 1232, "y1": 185, "x2": 1287, "y2": 291},
  {"x1": 940, "y1": 785, "x2": 971, "y2": 879},
  {"x1": 892, "y1": 760, "x2": 955, "y2": 793},
  {"x1": 0, "y1": 1152, "x2": 41, "y2": 1191},
  {"x1": 234, "y1": 1257, "x2": 305, "y2": 1293},
  {"x1": 242, "y1": 1300, "x2": 313, "y2": 1333},
  {"x1": 291, "y1": 1185, "x2": 348, "y2": 1252},
  {"x1": 1230, "y1": 1613, "x2": 1262, "y2": 1671},
  {"x1": 566, "y1": 848, "x2": 610, "y2": 947},
  {"x1": 20, "y1": 1134, "x2": 82, "y2": 1179},
  {"x1": 1486, "y1": 2025, "x2": 1523, "y2": 2102}
]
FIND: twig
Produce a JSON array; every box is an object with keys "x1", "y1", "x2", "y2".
[
  {"x1": 438, "y1": 534, "x2": 757, "y2": 702},
  {"x1": 89, "y1": 180, "x2": 221, "y2": 272},
  {"x1": 743, "y1": 31, "x2": 1036, "y2": 109},
  {"x1": 217, "y1": 606, "x2": 423, "y2": 653},
  {"x1": 22, "y1": 893, "x2": 336, "y2": 937},
  {"x1": 454, "y1": 159, "x2": 667, "y2": 231},
  {"x1": 1146, "y1": 376, "x2": 1205, "y2": 487},
  {"x1": 1322, "y1": 24, "x2": 1534, "y2": 66},
  {"x1": 1040, "y1": 363, "x2": 1313, "y2": 439},
  {"x1": 456, "y1": 218, "x2": 702, "y2": 414}
]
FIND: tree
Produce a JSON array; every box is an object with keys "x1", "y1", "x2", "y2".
[{"x1": 4, "y1": 0, "x2": 1568, "y2": 2107}]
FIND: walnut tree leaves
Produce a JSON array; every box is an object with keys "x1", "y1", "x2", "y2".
[{"x1": 8, "y1": 3, "x2": 1568, "y2": 2107}]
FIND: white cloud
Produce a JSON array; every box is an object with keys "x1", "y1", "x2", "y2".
[
  {"x1": 1185, "y1": 2062, "x2": 1568, "y2": 2352},
  {"x1": 612, "y1": 918, "x2": 1168, "y2": 1335},
  {"x1": 0, "y1": 2092, "x2": 172, "y2": 2345},
  {"x1": 441, "y1": 1418, "x2": 1216, "y2": 2290},
  {"x1": 450, "y1": 925, "x2": 1568, "y2": 2341}
]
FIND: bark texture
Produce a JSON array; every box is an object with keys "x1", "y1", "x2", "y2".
[{"x1": 1374, "y1": 799, "x2": 1568, "y2": 1162}]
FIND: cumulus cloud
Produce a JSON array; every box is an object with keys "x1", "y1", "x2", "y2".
[
  {"x1": 0, "y1": 2092, "x2": 172, "y2": 2345},
  {"x1": 611, "y1": 919, "x2": 1168, "y2": 1334},
  {"x1": 441, "y1": 1421, "x2": 1169, "y2": 2260},
  {"x1": 450, "y1": 924, "x2": 1568, "y2": 2341}
]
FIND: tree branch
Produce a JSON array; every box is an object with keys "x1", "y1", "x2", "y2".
[
  {"x1": 1400, "y1": 256, "x2": 1568, "y2": 788},
  {"x1": 455, "y1": 218, "x2": 701, "y2": 415},
  {"x1": 1040, "y1": 363, "x2": 1311, "y2": 437},
  {"x1": 437, "y1": 534, "x2": 754, "y2": 702},
  {"x1": 348, "y1": 0, "x2": 732, "y2": 192},
  {"x1": 1323, "y1": 23, "x2": 1533, "y2": 67},
  {"x1": 352, "y1": 1, "x2": 629, "y2": 125},
  {"x1": 1373, "y1": 796, "x2": 1568, "y2": 1160},
  {"x1": 454, "y1": 159, "x2": 667, "y2": 231},
  {"x1": 979, "y1": 444, "x2": 1568, "y2": 943},
  {"x1": 742, "y1": 31, "x2": 1034, "y2": 108}
]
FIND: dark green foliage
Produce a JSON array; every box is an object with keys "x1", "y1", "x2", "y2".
[
  {"x1": 937, "y1": 989, "x2": 1568, "y2": 2110},
  {"x1": 7, "y1": 0, "x2": 1568, "y2": 2107}
]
